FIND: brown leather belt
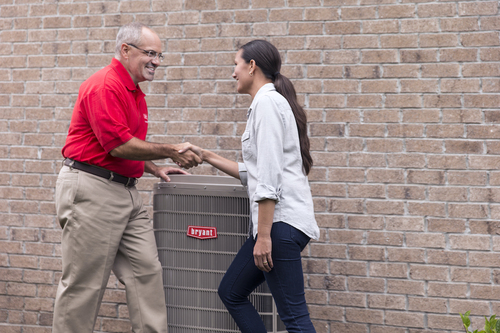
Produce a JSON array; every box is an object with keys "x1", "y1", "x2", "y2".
[{"x1": 63, "y1": 158, "x2": 138, "y2": 187}]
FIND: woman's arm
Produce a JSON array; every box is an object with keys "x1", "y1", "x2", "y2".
[
  {"x1": 179, "y1": 145, "x2": 240, "y2": 179},
  {"x1": 253, "y1": 199, "x2": 276, "y2": 272}
]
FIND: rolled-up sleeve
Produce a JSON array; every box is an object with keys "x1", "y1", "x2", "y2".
[
  {"x1": 238, "y1": 162, "x2": 248, "y2": 187},
  {"x1": 253, "y1": 95, "x2": 285, "y2": 202}
]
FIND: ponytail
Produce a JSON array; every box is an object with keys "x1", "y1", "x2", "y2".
[
  {"x1": 239, "y1": 40, "x2": 313, "y2": 175},
  {"x1": 273, "y1": 73, "x2": 313, "y2": 175}
]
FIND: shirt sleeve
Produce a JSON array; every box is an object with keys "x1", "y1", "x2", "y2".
[
  {"x1": 253, "y1": 94, "x2": 285, "y2": 202},
  {"x1": 85, "y1": 86, "x2": 134, "y2": 153},
  {"x1": 238, "y1": 162, "x2": 248, "y2": 186}
]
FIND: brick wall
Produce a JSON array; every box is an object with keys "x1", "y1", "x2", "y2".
[{"x1": 1, "y1": 0, "x2": 500, "y2": 332}]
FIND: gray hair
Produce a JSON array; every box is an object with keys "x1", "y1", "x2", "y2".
[{"x1": 115, "y1": 22, "x2": 149, "y2": 58}]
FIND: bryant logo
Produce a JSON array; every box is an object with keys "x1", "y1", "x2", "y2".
[{"x1": 187, "y1": 226, "x2": 217, "y2": 240}]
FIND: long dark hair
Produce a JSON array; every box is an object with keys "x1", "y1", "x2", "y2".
[{"x1": 239, "y1": 39, "x2": 313, "y2": 175}]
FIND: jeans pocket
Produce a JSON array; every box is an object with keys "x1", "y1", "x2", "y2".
[{"x1": 290, "y1": 226, "x2": 311, "y2": 251}]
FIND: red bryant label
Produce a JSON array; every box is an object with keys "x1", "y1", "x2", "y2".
[{"x1": 187, "y1": 226, "x2": 218, "y2": 240}]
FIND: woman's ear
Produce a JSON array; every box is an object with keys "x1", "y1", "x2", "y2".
[{"x1": 249, "y1": 59, "x2": 256, "y2": 74}]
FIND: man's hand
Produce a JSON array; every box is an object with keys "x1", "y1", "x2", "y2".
[
  {"x1": 177, "y1": 142, "x2": 204, "y2": 160},
  {"x1": 171, "y1": 142, "x2": 203, "y2": 168},
  {"x1": 154, "y1": 166, "x2": 189, "y2": 182}
]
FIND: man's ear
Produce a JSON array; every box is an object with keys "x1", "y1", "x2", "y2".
[{"x1": 120, "y1": 43, "x2": 130, "y2": 60}]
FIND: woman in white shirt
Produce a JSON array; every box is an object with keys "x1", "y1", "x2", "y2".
[{"x1": 181, "y1": 39, "x2": 319, "y2": 332}]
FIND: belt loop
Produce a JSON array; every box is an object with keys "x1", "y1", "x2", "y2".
[
  {"x1": 109, "y1": 172, "x2": 114, "y2": 181},
  {"x1": 68, "y1": 158, "x2": 75, "y2": 170},
  {"x1": 125, "y1": 178, "x2": 137, "y2": 187}
]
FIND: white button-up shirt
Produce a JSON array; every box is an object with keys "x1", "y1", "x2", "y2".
[{"x1": 238, "y1": 83, "x2": 319, "y2": 240}]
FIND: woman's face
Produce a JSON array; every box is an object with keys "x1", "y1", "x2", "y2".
[{"x1": 232, "y1": 49, "x2": 252, "y2": 95}]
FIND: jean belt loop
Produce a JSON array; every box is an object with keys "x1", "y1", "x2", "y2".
[
  {"x1": 68, "y1": 159, "x2": 75, "y2": 170},
  {"x1": 109, "y1": 171, "x2": 114, "y2": 181}
]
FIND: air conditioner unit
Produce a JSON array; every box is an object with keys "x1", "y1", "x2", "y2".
[{"x1": 153, "y1": 174, "x2": 286, "y2": 333}]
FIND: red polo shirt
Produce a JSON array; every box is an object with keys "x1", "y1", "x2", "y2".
[{"x1": 62, "y1": 58, "x2": 148, "y2": 178}]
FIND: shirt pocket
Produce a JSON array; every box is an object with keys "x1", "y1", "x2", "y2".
[{"x1": 241, "y1": 130, "x2": 253, "y2": 160}]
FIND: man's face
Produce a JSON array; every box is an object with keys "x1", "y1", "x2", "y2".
[{"x1": 122, "y1": 28, "x2": 162, "y2": 85}]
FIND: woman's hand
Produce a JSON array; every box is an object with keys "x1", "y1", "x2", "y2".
[
  {"x1": 253, "y1": 235, "x2": 273, "y2": 272},
  {"x1": 177, "y1": 143, "x2": 204, "y2": 162}
]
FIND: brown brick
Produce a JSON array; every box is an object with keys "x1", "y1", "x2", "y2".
[
  {"x1": 465, "y1": 94, "x2": 500, "y2": 108},
  {"x1": 387, "y1": 248, "x2": 425, "y2": 263},
  {"x1": 325, "y1": 21, "x2": 361, "y2": 35},
  {"x1": 408, "y1": 297, "x2": 447, "y2": 313},
  {"x1": 440, "y1": 48, "x2": 478, "y2": 62},
  {"x1": 330, "y1": 322, "x2": 368, "y2": 333},
  {"x1": 329, "y1": 168, "x2": 365, "y2": 182},
  {"x1": 451, "y1": 268, "x2": 491, "y2": 283},
  {"x1": 370, "y1": 263, "x2": 407, "y2": 278},
  {"x1": 365, "y1": 110, "x2": 400, "y2": 123},
  {"x1": 379, "y1": 4, "x2": 415, "y2": 18},
  {"x1": 458, "y1": 1, "x2": 498, "y2": 16},
  {"x1": 307, "y1": 65, "x2": 343, "y2": 78},
  {"x1": 418, "y1": 3, "x2": 455, "y2": 17},
  {"x1": 348, "y1": 277, "x2": 385, "y2": 292},
  {"x1": 482, "y1": 49, "x2": 500, "y2": 62},
  {"x1": 387, "y1": 185, "x2": 426, "y2": 200},
  {"x1": 330, "y1": 261, "x2": 367, "y2": 276},
  {"x1": 380, "y1": 34, "x2": 418, "y2": 48},
  {"x1": 471, "y1": 285, "x2": 500, "y2": 300},
  {"x1": 367, "y1": 231, "x2": 403, "y2": 246},
  {"x1": 383, "y1": 64, "x2": 420, "y2": 78},
  {"x1": 443, "y1": 109, "x2": 482, "y2": 123},
  {"x1": 347, "y1": 184, "x2": 383, "y2": 199},
  {"x1": 449, "y1": 204, "x2": 488, "y2": 218},
  {"x1": 420, "y1": 33, "x2": 458, "y2": 47},
  {"x1": 364, "y1": 20, "x2": 399, "y2": 34},
  {"x1": 326, "y1": 138, "x2": 363, "y2": 152},
  {"x1": 403, "y1": 112, "x2": 439, "y2": 126},
  {"x1": 310, "y1": 244, "x2": 347, "y2": 259},
  {"x1": 343, "y1": 35, "x2": 378, "y2": 49},
  {"x1": 422, "y1": 64, "x2": 460, "y2": 78},
  {"x1": 401, "y1": 19, "x2": 439, "y2": 33},
  {"x1": 428, "y1": 282, "x2": 467, "y2": 298},
  {"x1": 470, "y1": 252, "x2": 500, "y2": 267},
  {"x1": 330, "y1": 291, "x2": 366, "y2": 307},
  {"x1": 386, "y1": 94, "x2": 422, "y2": 108},
  {"x1": 448, "y1": 171, "x2": 486, "y2": 186},
  {"x1": 441, "y1": 18, "x2": 479, "y2": 32},
  {"x1": 362, "y1": 50, "x2": 398, "y2": 64},
  {"x1": 387, "y1": 280, "x2": 425, "y2": 296},
  {"x1": 482, "y1": 16, "x2": 500, "y2": 30},
  {"x1": 402, "y1": 49, "x2": 437, "y2": 63},
  {"x1": 346, "y1": 308, "x2": 384, "y2": 324},
  {"x1": 347, "y1": 95, "x2": 383, "y2": 107},
  {"x1": 462, "y1": 32, "x2": 500, "y2": 47},
  {"x1": 386, "y1": 311, "x2": 425, "y2": 328}
]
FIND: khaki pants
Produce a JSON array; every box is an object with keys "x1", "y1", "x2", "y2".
[{"x1": 53, "y1": 166, "x2": 168, "y2": 333}]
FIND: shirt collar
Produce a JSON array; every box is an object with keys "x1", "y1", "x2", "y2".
[
  {"x1": 247, "y1": 83, "x2": 276, "y2": 117},
  {"x1": 110, "y1": 58, "x2": 141, "y2": 93}
]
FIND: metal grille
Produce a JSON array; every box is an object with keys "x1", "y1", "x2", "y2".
[{"x1": 153, "y1": 175, "x2": 286, "y2": 333}]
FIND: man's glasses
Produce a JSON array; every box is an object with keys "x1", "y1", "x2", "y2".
[{"x1": 126, "y1": 43, "x2": 164, "y2": 62}]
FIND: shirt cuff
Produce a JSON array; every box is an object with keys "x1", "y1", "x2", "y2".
[
  {"x1": 238, "y1": 163, "x2": 248, "y2": 187},
  {"x1": 254, "y1": 183, "x2": 281, "y2": 202}
]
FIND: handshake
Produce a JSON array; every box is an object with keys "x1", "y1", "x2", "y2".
[{"x1": 171, "y1": 142, "x2": 205, "y2": 169}]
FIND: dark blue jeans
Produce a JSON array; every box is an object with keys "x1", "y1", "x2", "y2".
[{"x1": 218, "y1": 222, "x2": 316, "y2": 333}]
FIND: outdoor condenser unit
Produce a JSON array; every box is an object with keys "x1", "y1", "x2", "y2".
[{"x1": 153, "y1": 174, "x2": 286, "y2": 333}]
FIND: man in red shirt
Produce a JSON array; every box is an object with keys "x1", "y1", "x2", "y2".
[{"x1": 52, "y1": 22, "x2": 199, "y2": 333}]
